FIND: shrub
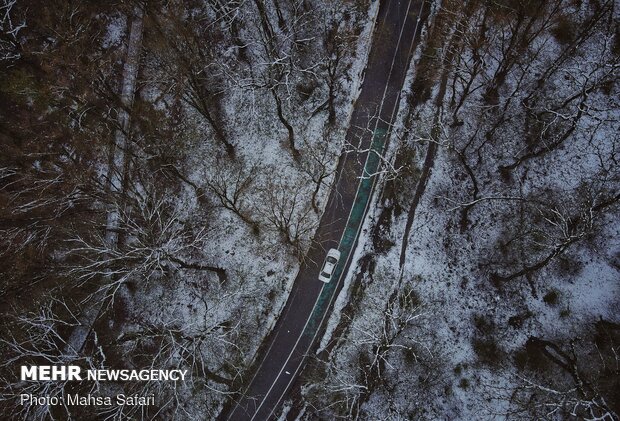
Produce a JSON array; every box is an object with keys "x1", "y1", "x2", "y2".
[
  {"x1": 296, "y1": 80, "x2": 317, "y2": 101},
  {"x1": 513, "y1": 348, "x2": 529, "y2": 370},
  {"x1": 458, "y1": 377, "x2": 470, "y2": 389},
  {"x1": 473, "y1": 314, "x2": 495, "y2": 334},
  {"x1": 508, "y1": 311, "x2": 532, "y2": 329},
  {"x1": 543, "y1": 289, "x2": 559, "y2": 306},
  {"x1": 472, "y1": 337, "x2": 503, "y2": 366},
  {"x1": 551, "y1": 15, "x2": 575, "y2": 45}
]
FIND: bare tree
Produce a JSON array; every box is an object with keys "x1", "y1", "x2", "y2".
[
  {"x1": 259, "y1": 174, "x2": 317, "y2": 258},
  {"x1": 246, "y1": 0, "x2": 327, "y2": 160},
  {"x1": 353, "y1": 286, "x2": 427, "y2": 385},
  {"x1": 501, "y1": 321, "x2": 620, "y2": 420},
  {"x1": 0, "y1": 298, "x2": 104, "y2": 420},
  {"x1": 201, "y1": 157, "x2": 261, "y2": 234},
  {"x1": 490, "y1": 184, "x2": 620, "y2": 284},
  {"x1": 147, "y1": 2, "x2": 235, "y2": 156},
  {"x1": 67, "y1": 191, "x2": 225, "y2": 308},
  {"x1": 302, "y1": 274, "x2": 438, "y2": 420},
  {"x1": 299, "y1": 127, "x2": 340, "y2": 213},
  {"x1": 0, "y1": 0, "x2": 24, "y2": 62}
]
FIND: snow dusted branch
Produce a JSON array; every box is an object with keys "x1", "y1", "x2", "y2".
[
  {"x1": 439, "y1": 194, "x2": 528, "y2": 212},
  {"x1": 66, "y1": 194, "x2": 218, "y2": 309},
  {"x1": 0, "y1": 298, "x2": 105, "y2": 420},
  {"x1": 0, "y1": 0, "x2": 24, "y2": 62}
]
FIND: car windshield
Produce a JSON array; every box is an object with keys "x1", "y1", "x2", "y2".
[
  {"x1": 326, "y1": 256, "x2": 337, "y2": 264},
  {"x1": 320, "y1": 271, "x2": 330, "y2": 278}
]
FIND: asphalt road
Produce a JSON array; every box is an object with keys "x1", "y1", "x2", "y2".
[{"x1": 222, "y1": 1, "x2": 429, "y2": 419}]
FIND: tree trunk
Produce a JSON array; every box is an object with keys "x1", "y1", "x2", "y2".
[{"x1": 272, "y1": 87, "x2": 300, "y2": 160}]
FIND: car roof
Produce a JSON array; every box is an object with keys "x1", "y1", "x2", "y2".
[{"x1": 327, "y1": 248, "x2": 340, "y2": 258}]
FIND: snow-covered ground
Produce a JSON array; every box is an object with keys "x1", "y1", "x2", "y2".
[
  {"x1": 2, "y1": 1, "x2": 618, "y2": 419},
  {"x1": 103, "y1": 0, "x2": 382, "y2": 416},
  {"x1": 297, "y1": 1, "x2": 620, "y2": 419}
]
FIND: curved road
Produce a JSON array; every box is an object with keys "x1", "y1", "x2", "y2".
[{"x1": 222, "y1": 1, "x2": 430, "y2": 419}]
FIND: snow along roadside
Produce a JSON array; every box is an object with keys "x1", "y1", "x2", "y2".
[
  {"x1": 317, "y1": 3, "x2": 437, "y2": 352},
  {"x1": 254, "y1": 0, "x2": 382, "y2": 350}
]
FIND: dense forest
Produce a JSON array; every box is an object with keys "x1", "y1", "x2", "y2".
[
  {"x1": 1, "y1": 0, "x2": 619, "y2": 420},
  {"x1": 0, "y1": 0, "x2": 370, "y2": 418},
  {"x1": 308, "y1": 0, "x2": 620, "y2": 419}
]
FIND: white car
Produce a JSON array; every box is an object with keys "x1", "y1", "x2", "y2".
[{"x1": 318, "y1": 248, "x2": 341, "y2": 283}]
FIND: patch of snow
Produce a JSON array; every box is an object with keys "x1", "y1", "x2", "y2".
[{"x1": 102, "y1": 14, "x2": 126, "y2": 49}]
